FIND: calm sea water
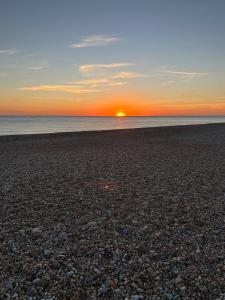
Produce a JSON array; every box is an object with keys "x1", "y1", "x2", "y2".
[{"x1": 0, "y1": 116, "x2": 225, "y2": 136}]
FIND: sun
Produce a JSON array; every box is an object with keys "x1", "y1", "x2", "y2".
[{"x1": 116, "y1": 111, "x2": 126, "y2": 117}]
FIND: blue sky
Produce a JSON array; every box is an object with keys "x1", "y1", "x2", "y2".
[{"x1": 1, "y1": 0, "x2": 225, "y2": 115}]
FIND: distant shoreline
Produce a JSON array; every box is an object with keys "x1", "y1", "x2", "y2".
[{"x1": 0, "y1": 121, "x2": 225, "y2": 139}]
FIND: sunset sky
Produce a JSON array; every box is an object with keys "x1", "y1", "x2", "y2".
[{"x1": 1, "y1": 0, "x2": 225, "y2": 116}]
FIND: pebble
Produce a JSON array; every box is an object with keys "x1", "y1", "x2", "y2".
[
  {"x1": 51, "y1": 258, "x2": 59, "y2": 269},
  {"x1": 162, "y1": 292, "x2": 178, "y2": 300},
  {"x1": 66, "y1": 271, "x2": 75, "y2": 277},
  {"x1": 33, "y1": 278, "x2": 42, "y2": 286},
  {"x1": 43, "y1": 249, "x2": 51, "y2": 257},
  {"x1": 31, "y1": 228, "x2": 43, "y2": 237},
  {"x1": 93, "y1": 267, "x2": 101, "y2": 275},
  {"x1": 99, "y1": 284, "x2": 108, "y2": 295},
  {"x1": 175, "y1": 275, "x2": 182, "y2": 284},
  {"x1": 5, "y1": 281, "x2": 13, "y2": 290},
  {"x1": 58, "y1": 232, "x2": 68, "y2": 242},
  {"x1": 130, "y1": 295, "x2": 144, "y2": 300},
  {"x1": 107, "y1": 279, "x2": 116, "y2": 289},
  {"x1": 87, "y1": 221, "x2": 97, "y2": 227}
]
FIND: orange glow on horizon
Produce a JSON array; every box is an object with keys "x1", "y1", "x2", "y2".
[{"x1": 2, "y1": 90, "x2": 225, "y2": 116}]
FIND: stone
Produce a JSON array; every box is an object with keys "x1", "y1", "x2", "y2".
[
  {"x1": 43, "y1": 249, "x2": 51, "y2": 257},
  {"x1": 107, "y1": 279, "x2": 116, "y2": 289},
  {"x1": 5, "y1": 281, "x2": 13, "y2": 290},
  {"x1": 31, "y1": 228, "x2": 43, "y2": 237},
  {"x1": 99, "y1": 284, "x2": 108, "y2": 295},
  {"x1": 93, "y1": 267, "x2": 101, "y2": 275},
  {"x1": 175, "y1": 275, "x2": 182, "y2": 284},
  {"x1": 58, "y1": 232, "x2": 68, "y2": 242},
  {"x1": 87, "y1": 221, "x2": 97, "y2": 227},
  {"x1": 51, "y1": 258, "x2": 59, "y2": 269},
  {"x1": 66, "y1": 271, "x2": 75, "y2": 277},
  {"x1": 33, "y1": 278, "x2": 42, "y2": 286},
  {"x1": 130, "y1": 295, "x2": 144, "y2": 300}
]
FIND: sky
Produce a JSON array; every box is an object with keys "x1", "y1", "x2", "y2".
[{"x1": 0, "y1": 0, "x2": 225, "y2": 116}]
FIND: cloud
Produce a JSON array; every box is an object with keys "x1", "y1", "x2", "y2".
[
  {"x1": 24, "y1": 53, "x2": 40, "y2": 58},
  {"x1": 19, "y1": 85, "x2": 103, "y2": 94},
  {"x1": 28, "y1": 66, "x2": 47, "y2": 70},
  {"x1": 20, "y1": 62, "x2": 145, "y2": 95},
  {"x1": 70, "y1": 78, "x2": 127, "y2": 87},
  {"x1": 112, "y1": 72, "x2": 148, "y2": 79},
  {"x1": 79, "y1": 63, "x2": 133, "y2": 73},
  {"x1": 163, "y1": 70, "x2": 209, "y2": 77},
  {"x1": 161, "y1": 80, "x2": 175, "y2": 86},
  {"x1": 0, "y1": 49, "x2": 17, "y2": 56},
  {"x1": 73, "y1": 78, "x2": 113, "y2": 85},
  {"x1": 27, "y1": 61, "x2": 48, "y2": 70},
  {"x1": 107, "y1": 81, "x2": 127, "y2": 87},
  {"x1": 159, "y1": 68, "x2": 210, "y2": 82},
  {"x1": 20, "y1": 76, "x2": 128, "y2": 95},
  {"x1": 70, "y1": 34, "x2": 120, "y2": 48}
]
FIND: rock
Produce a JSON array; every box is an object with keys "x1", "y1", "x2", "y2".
[
  {"x1": 51, "y1": 258, "x2": 59, "y2": 269},
  {"x1": 115, "y1": 288, "x2": 122, "y2": 294},
  {"x1": 130, "y1": 295, "x2": 144, "y2": 300},
  {"x1": 87, "y1": 221, "x2": 97, "y2": 227},
  {"x1": 119, "y1": 228, "x2": 129, "y2": 236},
  {"x1": 162, "y1": 292, "x2": 177, "y2": 300},
  {"x1": 9, "y1": 241, "x2": 17, "y2": 253},
  {"x1": 33, "y1": 278, "x2": 42, "y2": 286},
  {"x1": 99, "y1": 284, "x2": 108, "y2": 295},
  {"x1": 58, "y1": 232, "x2": 68, "y2": 242},
  {"x1": 132, "y1": 220, "x2": 138, "y2": 225},
  {"x1": 66, "y1": 271, "x2": 75, "y2": 277},
  {"x1": 43, "y1": 249, "x2": 51, "y2": 257},
  {"x1": 131, "y1": 282, "x2": 138, "y2": 289},
  {"x1": 19, "y1": 229, "x2": 26, "y2": 235},
  {"x1": 93, "y1": 267, "x2": 101, "y2": 275},
  {"x1": 107, "y1": 279, "x2": 116, "y2": 289},
  {"x1": 31, "y1": 228, "x2": 43, "y2": 238},
  {"x1": 5, "y1": 281, "x2": 13, "y2": 290},
  {"x1": 175, "y1": 275, "x2": 182, "y2": 284}
]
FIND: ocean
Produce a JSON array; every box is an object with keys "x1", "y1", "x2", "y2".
[{"x1": 0, "y1": 116, "x2": 225, "y2": 136}]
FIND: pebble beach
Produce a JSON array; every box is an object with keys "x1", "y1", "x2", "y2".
[{"x1": 1, "y1": 123, "x2": 225, "y2": 299}]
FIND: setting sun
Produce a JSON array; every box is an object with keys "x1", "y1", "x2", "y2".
[{"x1": 116, "y1": 111, "x2": 126, "y2": 117}]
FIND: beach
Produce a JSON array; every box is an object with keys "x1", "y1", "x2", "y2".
[{"x1": 1, "y1": 123, "x2": 225, "y2": 299}]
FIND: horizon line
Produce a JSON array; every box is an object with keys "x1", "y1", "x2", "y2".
[{"x1": 1, "y1": 115, "x2": 225, "y2": 118}]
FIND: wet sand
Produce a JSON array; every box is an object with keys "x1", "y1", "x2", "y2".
[{"x1": 1, "y1": 123, "x2": 225, "y2": 299}]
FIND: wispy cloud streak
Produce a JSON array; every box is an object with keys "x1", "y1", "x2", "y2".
[
  {"x1": 156, "y1": 66, "x2": 211, "y2": 84},
  {"x1": 163, "y1": 70, "x2": 209, "y2": 77},
  {"x1": 161, "y1": 80, "x2": 175, "y2": 86},
  {"x1": 0, "y1": 49, "x2": 17, "y2": 55},
  {"x1": 112, "y1": 72, "x2": 148, "y2": 79},
  {"x1": 79, "y1": 63, "x2": 133, "y2": 73},
  {"x1": 69, "y1": 78, "x2": 127, "y2": 87},
  {"x1": 27, "y1": 61, "x2": 48, "y2": 70},
  {"x1": 70, "y1": 35, "x2": 120, "y2": 48},
  {"x1": 20, "y1": 85, "x2": 103, "y2": 94}
]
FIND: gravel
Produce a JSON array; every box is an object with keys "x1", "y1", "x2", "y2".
[{"x1": 1, "y1": 123, "x2": 225, "y2": 299}]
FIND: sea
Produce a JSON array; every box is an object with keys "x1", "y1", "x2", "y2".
[{"x1": 0, "y1": 116, "x2": 225, "y2": 136}]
